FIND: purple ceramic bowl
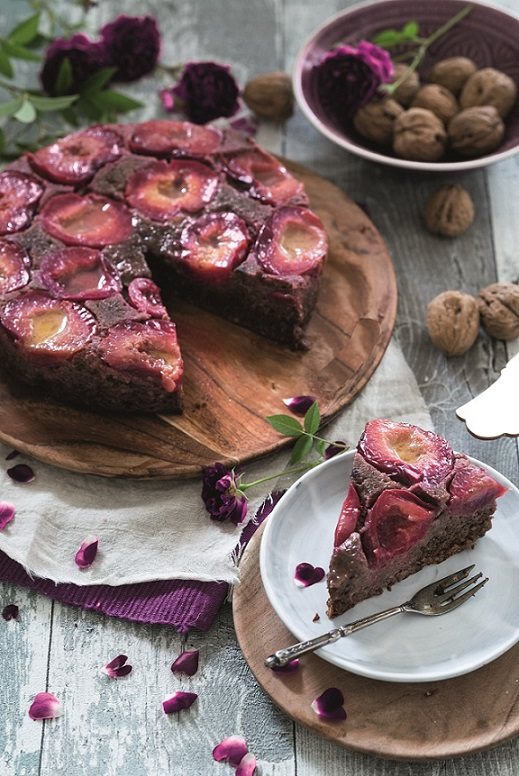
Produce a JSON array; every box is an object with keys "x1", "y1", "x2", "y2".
[{"x1": 294, "y1": 0, "x2": 519, "y2": 171}]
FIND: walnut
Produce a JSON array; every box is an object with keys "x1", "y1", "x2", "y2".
[
  {"x1": 426, "y1": 291, "x2": 480, "y2": 356},
  {"x1": 393, "y1": 108, "x2": 447, "y2": 162},
  {"x1": 448, "y1": 106, "x2": 505, "y2": 157},
  {"x1": 425, "y1": 185, "x2": 474, "y2": 237},
  {"x1": 478, "y1": 282, "x2": 519, "y2": 340},
  {"x1": 460, "y1": 67, "x2": 517, "y2": 118},
  {"x1": 353, "y1": 98, "x2": 404, "y2": 145},
  {"x1": 411, "y1": 84, "x2": 458, "y2": 125},
  {"x1": 389, "y1": 64, "x2": 420, "y2": 107},
  {"x1": 428, "y1": 57, "x2": 477, "y2": 96},
  {"x1": 243, "y1": 72, "x2": 294, "y2": 121}
]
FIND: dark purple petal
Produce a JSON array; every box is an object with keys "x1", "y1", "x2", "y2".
[
  {"x1": 28, "y1": 692, "x2": 62, "y2": 720},
  {"x1": 7, "y1": 464, "x2": 34, "y2": 483},
  {"x1": 0, "y1": 502, "x2": 15, "y2": 530},
  {"x1": 324, "y1": 441, "x2": 348, "y2": 460},
  {"x1": 162, "y1": 691, "x2": 198, "y2": 714},
  {"x1": 74, "y1": 536, "x2": 99, "y2": 569},
  {"x1": 171, "y1": 649, "x2": 199, "y2": 676},
  {"x1": 282, "y1": 395, "x2": 316, "y2": 415},
  {"x1": 201, "y1": 464, "x2": 248, "y2": 525},
  {"x1": 5, "y1": 450, "x2": 19, "y2": 461},
  {"x1": 212, "y1": 736, "x2": 248, "y2": 766},
  {"x1": 160, "y1": 88, "x2": 176, "y2": 113},
  {"x1": 2, "y1": 603, "x2": 19, "y2": 621},
  {"x1": 101, "y1": 15, "x2": 160, "y2": 82},
  {"x1": 40, "y1": 34, "x2": 108, "y2": 96},
  {"x1": 271, "y1": 658, "x2": 300, "y2": 673},
  {"x1": 229, "y1": 116, "x2": 258, "y2": 137},
  {"x1": 102, "y1": 654, "x2": 132, "y2": 678},
  {"x1": 236, "y1": 753, "x2": 257, "y2": 776},
  {"x1": 172, "y1": 61, "x2": 240, "y2": 124},
  {"x1": 311, "y1": 687, "x2": 347, "y2": 721},
  {"x1": 294, "y1": 562, "x2": 325, "y2": 587}
]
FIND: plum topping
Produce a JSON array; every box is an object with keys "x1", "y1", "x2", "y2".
[
  {"x1": 1, "y1": 292, "x2": 96, "y2": 363},
  {"x1": 29, "y1": 127, "x2": 123, "y2": 185},
  {"x1": 334, "y1": 482, "x2": 361, "y2": 547},
  {"x1": 0, "y1": 171, "x2": 44, "y2": 235},
  {"x1": 179, "y1": 212, "x2": 249, "y2": 280},
  {"x1": 98, "y1": 320, "x2": 183, "y2": 392},
  {"x1": 129, "y1": 120, "x2": 222, "y2": 157},
  {"x1": 255, "y1": 207, "x2": 327, "y2": 276},
  {"x1": 224, "y1": 148, "x2": 304, "y2": 205},
  {"x1": 39, "y1": 247, "x2": 121, "y2": 301},
  {"x1": 125, "y1": 160, "x2": 218, "y2": 221},
  {"x1": 128, "y1": 278, "x2": 167, "y2": 318},
  {"x1": 361, "y1": 489, "x2": 436, "y2": 568},
  {"x1": 448, "y1": 459, "x2": 507, "y2": 516},
  {"x1": 0, "y1": 240, "x2": 30, "y2": 297},
  {"x1": 40, "y1": 193, "x2": 133, "y2": 247},
  {"x1": 358, "y1": 419, "x2": 454, "y2": 486}
]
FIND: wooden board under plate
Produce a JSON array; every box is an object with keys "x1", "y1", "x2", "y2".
[{"x1": 0, "y1": 161, "x2": 397, "y2": 478}]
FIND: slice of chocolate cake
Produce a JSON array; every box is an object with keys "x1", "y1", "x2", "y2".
[{"x1": 327, "y1": 419, "x2": 506, "y2": 617}]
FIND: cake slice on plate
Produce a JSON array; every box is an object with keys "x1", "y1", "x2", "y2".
[{"x1": 327, "y1": 419, "x2": 506, "y2": 617}]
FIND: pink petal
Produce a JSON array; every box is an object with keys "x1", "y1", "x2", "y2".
[
  {"x1": 311, "y1": 687, "x2": 347, "y2": 721},
  {"x1": 282, "y1": 395, "x2": 316, "y2": 415},
  {"x1": 159, "y1": 88, "x2": 176, "y2": 112},
  {"x1": 162, "y1": 691, "x2": 198, "y2": 714},
  {"x1": 236, "y1": 753, "x2": 257, "y2": 776},
  {"x1": 294, "y1": 562, "x2": 325, "y2": 587},
  {"x1": 102, "y1": 654, "x2": 132, "y2": 678},
  {"x1": 171, "y1": 649, "x2": 199, "y2": 676},
  {"x1": 271, "y1": 658, "x2": 300, "y2": 673},
  {"x1": 2, "y1": 603, "x2": 19, "y2": 621},
  {"x1": 0, "y1": 502, "x2": 15, "y2": 530},
  {"x1": 74, "y1": 536, "x2": 99, "y2": 568},
  {"x1": 28, "y1": 692, "x2": 62, "y2": 720},
  {"x1": 7, "y1": 463, "x2": 34, "y2": 483},
  {"x1": 212, "y1": 735, "x2": 248, "y2": 766}
]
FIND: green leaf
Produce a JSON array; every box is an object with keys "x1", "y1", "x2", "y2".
[
  {"x1": 81, "y1": 67, "x2": 118, "y2": 94},
  {"x1": 265, "y1": 414, "x2": 303, "y2": 437},
  {"x1": 402, "y1": 21, "x2": 420, "y2": 39},
  {"x1": 371, "y1": 28, "x2": 403, "y2": 48},
  {"x1": 315, "y1": 439, "x2": 326, "y2": 457},
  {"x1": 0, "y1": 95, "x2": 24, "y2": 118},
  {"x1": 289, "y1": 434, "x2": 314, "y2": 464},
  {"x1": 0, "y1": 47, "x2": 13, "y2": 78},
  {"x1": 303, "y1": 401, "x2": 320, "y2": 435},
  {"x1": 3, "y1": 40, "x2": 40, "y2": 62},
  {"x1": 60, "y1": 106, "x2": 79, "y2": 126},
  {"x1": 8, "y1": 12, "x2": 41, "y2": 45},
  {"x1": 91, "y1": 89, "x2": 143, "y2": 113},
  {"x1": 14, "y1": 98, "x2": 37, "y2": 124},
  {"x1": 0, "y1": 127, "x2": 5, "y2": 155},
  {"x1": 30, "y1": 94, "x2": 78, "y2": 111},
  {"x1": 54, "y1": 57, "x2": 73, "y2": 96},
  {"x1": 75, "y1": 94, "x2": 105, "y2": 121}
]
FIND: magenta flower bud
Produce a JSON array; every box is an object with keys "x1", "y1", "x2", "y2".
[{"x1": 172, "y1": 61, "x2": 240, "y2": 124}]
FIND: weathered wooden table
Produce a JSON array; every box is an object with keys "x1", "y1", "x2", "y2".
[{"x1": 1, "y1": 0, "x2": 518, "y2": 773}]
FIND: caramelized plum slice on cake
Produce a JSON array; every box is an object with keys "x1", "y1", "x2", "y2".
[
  {"x1": 1, "y1": 292, "x2": 96, "y2": 363},
  {"x1": 129, "y1": 120, "x2": 222, "y2": 157},
  {"x1": 128, "y1": 278, "x2": 167, "y2": 318},
  {"x1": 98, "y1": 320, "x2": 183, "y2": 392},
  {"x1": 179, "y1": 212, "x2": 249, "y2": 281},
  {"x1": 0, "y1": 171, "x2": 44, "y2": 235},
  {"x1": 125, "y1": 160, "x2": 218, "y2": 221},
  {"x1": 40, "y1": 193, "x2": 133, "y2": 247},
  {"x1": 224, "y1": 147, "x2": 305, "y2": 205},
  {"x1": 29, "y1": 127, "x2": 123, "y2": 185},
  {"x1": 255, "y1": 207, "x2": 327, "y2": 276},
  {"x1": 358, "y1": 419, "x2": 454, "y2": 485},
  {"x1": 448, "y1": 457, "x2": 507, "y2": 515},
  {"x1": 0, "y1": 240, "x2": 30, "y2": 296},
  {"x1": 39, "y1": 247, "x2": 121, "y2": 300},
  {"x1": 334, "y1": 483, "x2": 361, "y2": 547}
]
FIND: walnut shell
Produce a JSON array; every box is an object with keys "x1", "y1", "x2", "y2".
[
  {"x1": 428, "y1": 57, "x2": 477, "y2": 96},
  {"x1": 460, "y1": 67, "x2": 517, "y2": 118},
  {"x1": 389, "y1": 64, "x2": 420, "y2": 107},
  {"x1": 478, "y1": 282, "x2": 519, "y2": 340},
  {"x1": 243, "y1": 72, "x2": 294, "y2": 121},
  {"x1": 411, "y1": 84, "x2": 458, "y2": 125},
  {"x1": 353, "y1": 98, "x2": 404, "y2": 146},
  {"x1": 448, "y1": 106, "x2": 505, "y2": 157},
  {"x1": 425, "y1": 185, "x2": 474, "y2": 237},
  {"x1": 393, "y1": 108, "x2": 447, "y2": 162},
  {"x1": 426, "y1": 291, "x2": 480, "y2": 356}
]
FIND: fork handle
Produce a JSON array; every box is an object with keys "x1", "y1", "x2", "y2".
[{"x1": 264, "y1": 604, "x2": 404, "y2": 669}]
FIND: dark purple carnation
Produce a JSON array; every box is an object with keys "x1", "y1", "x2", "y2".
[
  {"x1": 201, "y1": 463, "x2": 248, "y2": 525},
  {"x1": 40, "y1": 34, "x2": 107, "y2": 96},
  {"x1": 314, "y1": 40, "x2": 393, "y2": 125},
  {"x1": 101, "y1": 15, "x2": 160, "y2": 82},
  {"x1": 172, "y1": 61, "x2": 240, "y2": 124}
]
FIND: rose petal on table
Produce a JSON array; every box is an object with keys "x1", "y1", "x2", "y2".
[
  {"x1": 28, "y1": 692, "x2": 62, "y2": 720},
  {"x1": 7, "y1": 464, "x2": 34, "y2": 483},
  {"x1": 162, "y1": 691, "x2": 198, "y2": 714},
  {"x1": 294, "y1": 562, "x2": 325, "y2": 587},
  {"x1": 171, "y1": 649, "x2": 199, "y2": 676},
  {"x1": 323, "y1": 440, "x2": 348, "y2": 459},
  {"x1": 311, "y1": 687, "x2": 347, "y2": 721},
  {"x1": 2, "y1": 603, "x2": 19, "y2": 621},
  {"x1": 282, "y1": 395, "x2": 316, "y2": 415},
  {"x1": 74, "y1": 536, "x2": 99, "y2": 569},
  {"x1": 270, "y1": 657, "x2": 300, "y2": 673},
  {"x1": 212, "y1": 735, "x2": 248, "y2": 766},
  {"x1": 5, "y1": 450, "x2": 19, "y2": 461},
  {"x1": 102, "y1": 654, "x2": 132, "y2": 678},
  {"x1": 0, "y1": 502, "x2": 15, "y2": 530},
  {"x1": 236, "y1": 752, "x2": 257, "y2": 776}
]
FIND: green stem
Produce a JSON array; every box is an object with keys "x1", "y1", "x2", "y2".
[{"x1": 241, "y1": 461, "x2": 321, "y2": 491}]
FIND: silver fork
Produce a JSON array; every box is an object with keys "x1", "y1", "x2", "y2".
[{"x1": 265, "y1": 564, "x2": 487, "y2": 669}]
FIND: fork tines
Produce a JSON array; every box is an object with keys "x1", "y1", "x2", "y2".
[{"x1": 434, "y1": 565, "x2": 488, "y2": 610}]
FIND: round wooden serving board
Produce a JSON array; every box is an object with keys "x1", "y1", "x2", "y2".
[
  {"x1": 0, "y1": 161, "x2": 396, "y2": 479},
  {"x1": 233, "y1": 522, "x2": 519, "y2": 761}
]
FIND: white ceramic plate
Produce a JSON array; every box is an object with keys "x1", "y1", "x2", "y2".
[{"x1": 259, "y1": 451, "x2": 519, "y2": 682}]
